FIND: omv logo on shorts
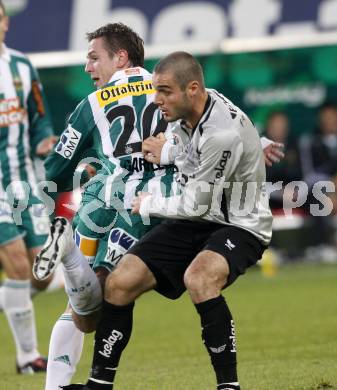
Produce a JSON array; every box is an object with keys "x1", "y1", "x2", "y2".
[
  {"x1": 105, "y1": 228, "x2": 137, "y2": 268},
  {"x1": 55, "y1": 125, "x2": 81, "y2": 160}
]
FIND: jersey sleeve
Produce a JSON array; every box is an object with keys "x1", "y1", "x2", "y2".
[
  {"x1": 44, "y1": 99, "x2": 95, "y2": 192},
  {"x1": 26, "y1": 61, "x2": 55, "y2": 154},
  {"x1": 140, "y1": 129, "x2": 243, "y2": 219},
  {"x1": 160, "y1": 123, "x2": 189, "y2": 165}
]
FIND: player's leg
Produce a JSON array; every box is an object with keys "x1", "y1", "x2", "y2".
[
  {"x1": 0, "y1": 203, "x2": 57, "y2": 308},
  {"x1": 25, "y1": 203, "x2": 62, "y2": 293},
  {"x1": 33, "y1": 216, "x2": 103, "y2": 313},
  {"x1": 70, "y1": 220, "x2": 192, "y2": 389},
  {"x1": 0, "y1": 220, "x2": 46, "y2": 373},
  {"x1": 185, "y1": 250, "x2": 240, "y2": 390},
  {"x1": 73, "y1": 213, "x2": 159, "y2": 333},
  {"x1": 43, "y1": 195, "x2": 116, "y2": 388},
  {"x1": 45, "y1": 304, "x2": 84, "y2": 390},
  {"x1": 43, "y1": 219, "x2": 103, "y2": 389},
  {"x1": 43, "y1": 228, "x2": 102, "y2": 388},
  {"x1": 80, "y1": 253, "x2": 156, "y2": 389},
  {"x1": 184, "y1": 225, "x2": 266, "y2": 390}
]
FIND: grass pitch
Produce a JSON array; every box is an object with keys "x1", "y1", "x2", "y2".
[{"x1": 0, "y1": 263, "x2": 337, "y2": 390}]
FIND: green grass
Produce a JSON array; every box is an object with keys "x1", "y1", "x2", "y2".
[{"x1": 1, "y1": 263, "x2": 337, "y2": 390}]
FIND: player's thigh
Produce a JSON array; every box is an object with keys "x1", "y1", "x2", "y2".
[
  {"x1": 0, "y1": 234, "x2": 30, "y2": 278},
  {"x1": 104, "y1": 253, "x2": 157, "y2": 304},
  {"x1": 92, "y1": 213, "x2": 161, "y2": 273},
  {"x1": 127, "y1": 220, "x2": 198, "y2": 300},
  {"x1": 202, "y1": 225, "x2": 266, "y2": 288},
  {"x1": 0, "y1": 198, "x2": 31, "y2": 276}
]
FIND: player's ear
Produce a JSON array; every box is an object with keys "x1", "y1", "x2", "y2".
[
  {"x1": 187, "y1": 80, "x2": 199, "y2": 98},
  {"x1": 117, "y1": 49, "x2": 129, "y2": 68}
]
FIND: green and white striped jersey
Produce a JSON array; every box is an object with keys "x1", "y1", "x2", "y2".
[
  {"x1": 46, "y1": 67, "x2": 176, "y2": 209},
  {"x1": 0, "y1": 44, "x2": 53, "y2": 200}
]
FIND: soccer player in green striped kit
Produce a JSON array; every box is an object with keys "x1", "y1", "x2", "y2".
[
  {"x1": 0, "y1": 0, "x2": 58, "y2": 374},
  {"x1": 37, "y1": 23, "x2": 177, "y2": 390}
]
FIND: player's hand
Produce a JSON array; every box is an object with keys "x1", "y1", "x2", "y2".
[
  {"x1": 131, "y1": 192, "x2": 150, "y2": 214},
  {"x1": 263, "y1": 142, "x2": 285, "y2": 167},
  {"x1": 36, "y1": 135, "x2": 59, "y2": 156},
  {"x1": 142, "y1": 133, "x2": 166, "y2": 164}
]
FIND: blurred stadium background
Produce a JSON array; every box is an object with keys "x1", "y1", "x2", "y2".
[{"x1": 1, "y1": 0, "x2": 337, "y2": 389}]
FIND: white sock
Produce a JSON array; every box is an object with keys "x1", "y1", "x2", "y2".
[
  {"x1": 62, "y1": 245, "x2": 102, "y2": 315},
  {"x1": 0, "y1": 277, "x2": 46, "y2": 310},
  {"x1": 46, "y1": 264, "x2": 65, "y2": 293},
  {"x1": 0, "y1": 282, "x2": 40, "y2": 311},
  {"x1": 3, "y1": 279, "x2": 40, "y2": 366},
  {"x1": 45, "y1": 313, "x2": 84, "y2": 390}
]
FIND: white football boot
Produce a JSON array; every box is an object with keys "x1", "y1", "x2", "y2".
[{"x1": 33, "y1": 217, "x2": 75, "y2": 280}]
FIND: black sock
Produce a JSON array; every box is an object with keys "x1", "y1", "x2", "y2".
[
  {"x1": 195, "y1": 296, "x2": 238, "y2": 386},
  {"x1": 86, "y1": 299, "x2": 134, "y2": 389},
  {"x1": 217, "y1": 383, "x2": 240, "y2": 390}
]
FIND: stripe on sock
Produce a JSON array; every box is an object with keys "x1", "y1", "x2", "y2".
[
  {"x1": 89, "y1": 377, "x2": 114, "y2": 385},
  {"x1": 59, "y1": 313, "x2": 73, "y2": 321}
]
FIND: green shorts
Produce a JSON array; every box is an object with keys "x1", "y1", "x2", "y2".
[
  {"x1": 73, "y1": 183, "x2": 161, "y2": 272},
  {"x1": 0, "y1": 199, "x2": 50, "y2": 248}
]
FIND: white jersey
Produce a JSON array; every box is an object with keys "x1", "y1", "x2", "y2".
[{"x1": 140, "y1": 89, "x2": 273, "y2": 245}]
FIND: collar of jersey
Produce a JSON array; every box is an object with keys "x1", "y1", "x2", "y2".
[
  {"x1": 180, "y1": 93, "x2": 213, "y2": 136},
  {"x1": 108, "y1": 67, "x2": 151, "y2": 84},
  {"x1": 0, "y1": 44, "x2": 10, "y2": 62}
]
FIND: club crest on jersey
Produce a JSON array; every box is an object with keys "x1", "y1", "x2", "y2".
[
  {"x1": 105, "y1": 228, "x2": 137, "y2": 268},
  {"x1": 56, "y1": 126, "x2": 82, "y2": 159},
  {"x1": 125, "y1": 145, "x2": 133, "y2": 154}
]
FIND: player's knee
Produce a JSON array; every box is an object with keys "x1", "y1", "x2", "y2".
[
  {"x1": 3, "y1": 249, "x2": 31, "y2": 279},
  {"x1": 184, "y1": 262, "x2": 228, "y2": 295},
  {"x1": 104, "y1": 271, "x2": 134, "y2": 302},
  {"x1": 184, "y1": 267, "x2": 208, "y2": 293},
  {"x1": 104, "y1": 266, "x2": 148, "y2": 305},
  {"x1": 95, "y1": 267, "x2": 109, "y2": 292},
  {"x1": 73, "y1": 311, "x2": 99, "y2": 333},
  {"x1": 105, "y1": 271, "x2": 124, "y2": 294}
]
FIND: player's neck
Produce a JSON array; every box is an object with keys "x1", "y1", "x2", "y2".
[{"x1": 188, "y1": 91, "x2": 209, "y2": 129}]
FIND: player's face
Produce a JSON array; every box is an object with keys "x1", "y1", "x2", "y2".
[
  {"x1": 153, "y1": 71, "x2": 191, "y2": 123},
  {"x1": 85, "y1": 37, "x2": 119, "y2": 89},
  {"x1": 0, "y1": 6, "x2": 9, "y2": 46},
  {"x1": 319, "y1": 107, "x2": 337, "y2": 135}
]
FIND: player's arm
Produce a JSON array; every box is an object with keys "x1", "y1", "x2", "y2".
[
  {"x1": 142, "y1": 122, "x2": 188, "y2": 164},
  {"x1": 143, "y1": 128, "x2": 283, "y2": 167},
  {"x1": 260, "y1": 136, "x2": 284, "y2": 167},
  {"x1": 26, "y1": 61, "x2": 57, "y2": 156},
  {"x1": 134, "y1": 130, "x2": 243, "y2": 219},
  {"x1": 44, "y1": 99, "x2": 94, "y2": 192}
]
